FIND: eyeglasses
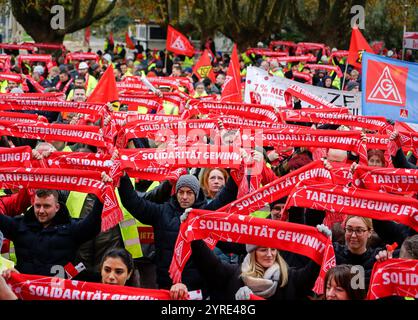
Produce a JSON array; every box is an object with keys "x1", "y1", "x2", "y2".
[{"x1": 344, "y1": 227, "x2": 368, "y2": 236}]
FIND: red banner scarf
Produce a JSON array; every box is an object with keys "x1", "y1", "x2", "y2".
[
  {"x1": 120, "y1": 97, "x2": 162, "y2": 111},
  {"x1": 24, "y1": 74, "x2": 45, "y2": 93},
  {"x1": 284, "y1": 181, "x2": 418, "y2": 232},
  {"x1": 0, "y1": 120, "x2": 106, "y2": 148},
  {"x1": 217, "y1": 160, "x2": 333, "y2": 215},
  {"x1": 186, "y1": 100, "x2": 279, "y2": 123},
  {"x1": 64, "y1": 52, "x2": 99, "y2": 63},
  {"x1": 0, "y1": 146, "x2": 32, "y2": 167},
  {"x1": 261, "y1": 128, "x2": 368, "y2": 164},
  {"x1": 0, "y1": 98, "x2": 105, "y2": 116},
  {"x1": 0, "y1": 73, "x2": 23, "y2": 83},
  {"x1": 35, "y1": 152, "x2": 121, "y2": 179},
  {"x1": 0, "y1": 111, "x2": 47, "y2": 123},
  {"x1": 110, "y1": 112, "x2": 178, "y2": 131},
  {"x1": 119, "y1": 145, "x2": 242, "y2": 170},
  {"x1": 55, "y1": 77, "x2": 74, "y2": 93},
  {"x1": 116, "y1": 81, "x2": 149, "y2": 92},
  {"x1": 284, "y1": 84, "x2": 341, "y2": 109},
  {"x1": 304, "y1": 64, "x2": 344, "y2": 78},
  {"x1": 268, "y1": 55, "x2": 317, "y2": 63},
  {"x1": 353, "y1": 166, "x2": 418, "y2": 194},
  {"x1": 0, "y1": 92, "x2": 63, "y2": 100},
  {"x1": 218, "y1": 115, "x2": 301, "y2": 131},
  {"x1": 367, "y1": 259, "x2": 418, "y2": 300},
  {"x1": 168, "y1": 209, "x2": 335, "y2": 295},
  {"x1": 125, "y1": 167, "x2": 186, "y2": 181},
  {"x1": 120, "y1": 92, "x2": 187, "y2": 109},
  {"x1": 117, "y1": 119, "x2": 219, "y2": 148},
  {"x1": 7, "y1": 273, "x2": 172, "y2": 300},
  {"x1": 0, "y1": 167, "x2": 122, "y2": 231},
  {"x1": 282, "y1": 110, "x2": 389, "y2": 133}
]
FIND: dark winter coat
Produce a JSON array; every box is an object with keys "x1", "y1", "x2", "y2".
[
  {"x1": 118, "y1": 173, "x2": 238, "y2": 291},
  {"x1": 0, "y1": 198, "x2": 102, "y2": 276}
]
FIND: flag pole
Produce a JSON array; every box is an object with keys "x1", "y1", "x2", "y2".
[
  {"x1": 341, "y1": 58, "x2": 349, "y2": 91},
  {"x1": 164, "y1": 49, "x2": 168, "y2": 75}
]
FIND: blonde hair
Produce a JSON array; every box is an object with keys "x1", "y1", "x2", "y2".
[
  {"x1": 344, "y1": 215, "x2": 373, "y2": 231},
  {"x1": 241, "y1": 250, "x2": 289, "y2": 288}
]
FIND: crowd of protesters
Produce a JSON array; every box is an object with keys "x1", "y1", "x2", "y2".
[{"x1": 0, "y1": 35, "x2": 417, "y2": 302}]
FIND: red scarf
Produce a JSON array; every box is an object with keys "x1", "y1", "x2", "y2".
[
  {"x1": 0, "y1": 98, "x2": 105, "y2": 116},
  {"x1": 110, "y1": 112, "x2": 178, "y2": 132},
  {"x1": 353, "y1": 166, "x2": 418, "y2": 194},
  {"x1": 284, "y1": 181, "x2": 418, "y2": 232},
  {"x1": 0, "y1": 167, "x2": 122, "y2": 231},
  {"x1": 0, "y1": 120, "x2": 106, "y2": 148},
  {"x1": 7, "y1": 273, "x2": 172, "y2": 300},
  {"x1": 367, "y1": 259, "x2": 418, "y2": 300},
  {"x1": 282, "y1": 109, "x2": 389, "y2": 133},
  {"x1": 261, "y1": 128, "x2": 368, "y2": 164},
  {"x1": 0, "y1": 146, "x2": 32, "y2": 167},
  {"x1": 117, "y1": 119, "x2": 219, "y2": 148},
  {"x1": 284, "y1": 84, "x2": 340, "y2": 109},
  {"x1": 35, "y1": 152, "x2": 121, "y2": 179},
  {"x1": 0, "y1": 92, "x2": 63, "y2": 100},
  {"x1": 55, "y1": 77, "x2": 73, "y2": 93},
  {"x1": 186, "y1": 100, "x2": 279, "y2": 123},
  {"x1": 25, "y1": 74, "x2": 45, "y2": 93},
  {"x1": 168, "y1": 209, "x2": 335, "y2": 295},
  {"x1": 125, "y1": 167, "x2": 186, "y2": 181},
  {"x1": 119, "y1": 145, "x2": 242, "y2": 170},
  {"x1": 218, "y1": 115, "x2": 301, "y2": 130},
  {"x1": 0, "y1": 111, "x2": 48, "y2": 123},
  {"x1": 119, "y1": 96, "x2": 162, "y2": 112},
  {"x1": 218, "y1": 160, "x2": 332, "y2": 215}
]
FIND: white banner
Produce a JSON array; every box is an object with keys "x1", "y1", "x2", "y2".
[
  {"x1": 404, "y1": 32, "x2": 418, "y2": 50},
  {"x1": 244, "y1": 67, "x2": 362, "y2": 115}
]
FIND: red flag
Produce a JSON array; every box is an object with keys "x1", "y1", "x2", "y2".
[
  {"x1": 192, "y1": 49, "x2": 215, "y2": 82},
  {"x1": 125, "y1": 32, "x2": 135, "y2": 50},
  {"x1": 221, "y1": 44, "x2": 242, "y2": 102},
  {"x1": 109, "y1": 32, "x2": 114, "y2": 46},
  {"x1": 84, "y1": 27, "x2": 91, "y2": 46},
  {"x1": 348, "y1": 27, "x2": 373, "y2": 69},
  {"x1": 87, "y1": 64, "x2": 119, "y2": 104},
  {"x1": 166, "y1": 25, "x2": 195, "y2": 57}
]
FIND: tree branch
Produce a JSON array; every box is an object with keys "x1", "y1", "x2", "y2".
[{"x1": 65, "y1": 0, "x2": 117, "y2": 34}]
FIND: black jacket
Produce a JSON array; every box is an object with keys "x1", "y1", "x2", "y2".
[
  {"x1": 0, "y1": 198, "x2": 103, "y2": 276},
  {"x1": 118, "y1": 173, "x2": 238, "y2": 291},
  {"x1": 191, "y1": 240, "x2": 320, "y2": 300},
  {"x1": 333, "y1": 242, "x2": 381, "y2": 289}
]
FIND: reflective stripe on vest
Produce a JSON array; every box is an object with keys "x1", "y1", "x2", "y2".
[
  {"x1": 1, "y1": 239, "x2": 16, "y2": 264},
  {"x1": 116, "y1": 178, "x2": 143, "y2": 259}
]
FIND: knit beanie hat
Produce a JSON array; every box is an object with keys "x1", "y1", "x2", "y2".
[
  {"x1": 176, "y1": 174, "x2": 200, "y2": 197},
  {"x1": 246, "y1": 244, "x2": 258, "y2": 253}
]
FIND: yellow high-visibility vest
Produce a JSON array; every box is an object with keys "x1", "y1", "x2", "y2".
[{"x1": 66, "y1": 179, "x2": 144, "y2": 259}]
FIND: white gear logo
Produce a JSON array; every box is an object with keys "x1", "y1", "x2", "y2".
[
  {"x1": 171, "y1": 36, "x2": 186, "y2": 51},
  {"x1": 368, "y1": 66, "x2": 404, "y2": 105}
]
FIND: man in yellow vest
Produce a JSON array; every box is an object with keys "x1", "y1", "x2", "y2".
[{"x1": 77, "y1": 62, "x2": 97, "y2": 96}]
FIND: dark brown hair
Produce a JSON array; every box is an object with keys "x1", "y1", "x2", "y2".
[
  {"x1": 324, "y1": 264, "x2": 366, "y2": 300},
  {"x1": 35, "y1": 189, "x2": 59, "y2": 202}
]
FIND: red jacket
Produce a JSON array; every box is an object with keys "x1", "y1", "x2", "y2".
[{"x1": 0, "y1": 189, "x2": 32, "y2": 217}]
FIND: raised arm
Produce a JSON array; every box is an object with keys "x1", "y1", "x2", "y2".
[{"x1": 117, "y1": 173, "x2": 163, "y2": 225}]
